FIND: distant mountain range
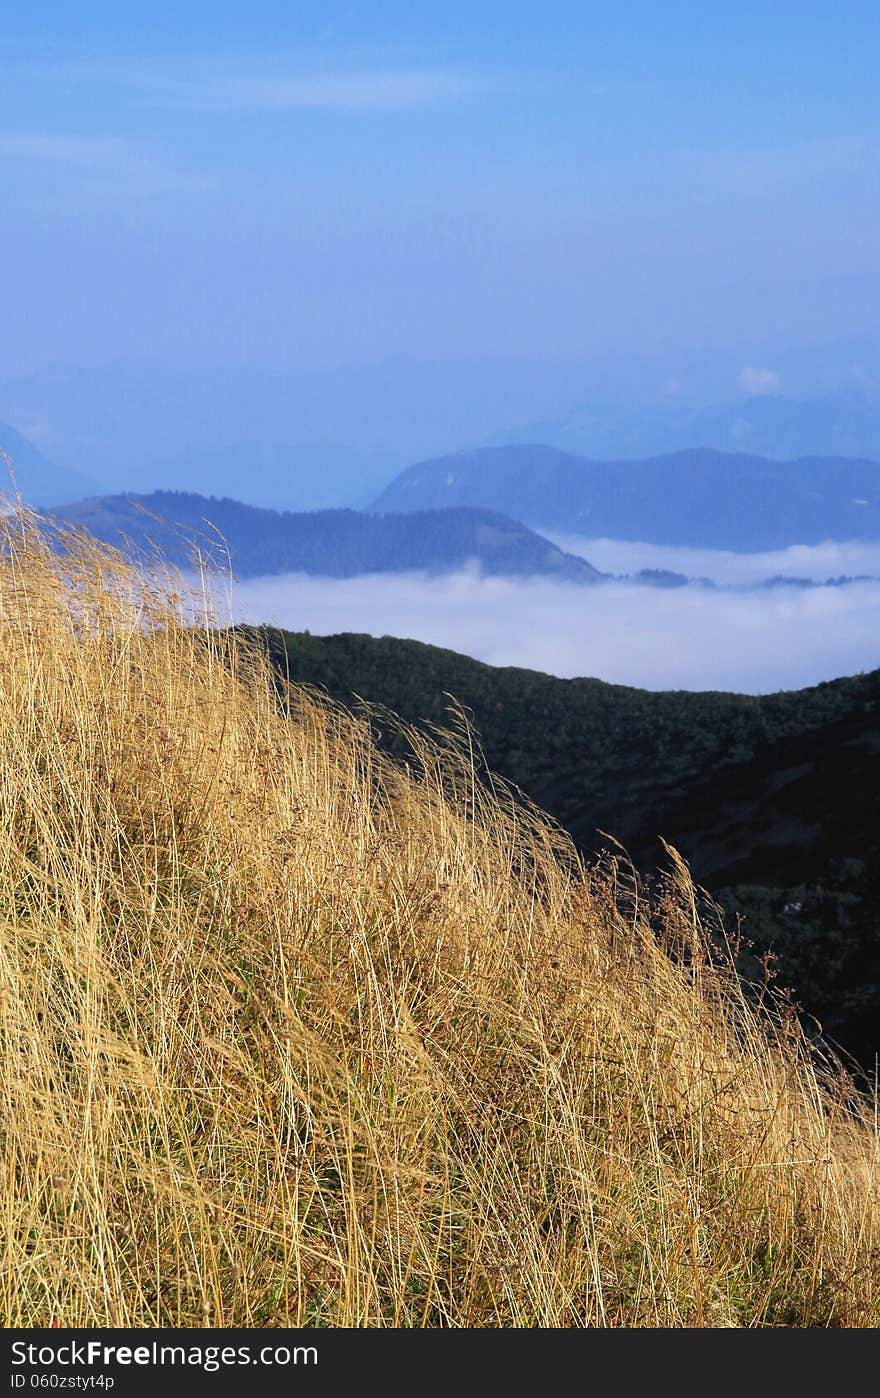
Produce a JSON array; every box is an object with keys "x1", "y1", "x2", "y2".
[
  {"x1": 373, "y1": 445, "x2": 880, "y2": 550},
  {"x1": 44, "y1": 489, "x2": 880, "y2": 590},
  {"x1": 0, "y1": 421, "x2": 98, "y2": 506},
  {"x1": 260, "y1": 627, "x2": 880, "y2": 1070},
  {"x1": 7, "y1": 356, "x2": 880, "y2": 509},
  {"x1": 48, "y1": 491, "x2": 602, "y2": 581},
  {"x1": 493, "y1": 391, "x2": 880, "y2": 464}
]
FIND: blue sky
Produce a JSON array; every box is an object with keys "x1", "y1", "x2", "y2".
[
  {"x1": 2, "y1": 2, "x2": 880, "y2": 383},
  {"x1": 7, "y1": 5, "x2": 880, "y2": 689}
]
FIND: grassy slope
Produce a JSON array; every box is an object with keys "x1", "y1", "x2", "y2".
[
  {"x1": 3, "y1": 514, "x2": 880, "y2": 1328},
  {"x1": 260, "y1": 630, "x2": 880, "y2": 1066}
]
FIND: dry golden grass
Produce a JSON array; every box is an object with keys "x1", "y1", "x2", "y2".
[{"x1": 1, "y1": 509, "x2": 879, "y2": 1328}]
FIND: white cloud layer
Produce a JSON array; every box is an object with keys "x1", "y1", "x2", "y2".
[
  {"x1": 547, "y1": 535, "x2": 880, "y2": 585},
  {"x1": 206, "y1": 569, "x2": 880, "y2": 695}
]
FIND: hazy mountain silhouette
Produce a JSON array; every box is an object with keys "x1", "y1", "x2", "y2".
[
  {"x1": 373, "y1": 444, "x2": 880, "y2": 549},
  {"x1": 0, "y1": 421, "x2": 98, "y2": 506},
  {"x1": 49, "y1": 490, "x2": 602, "y2": 581},
  {"x1": 493, "y1": 390, "x2": 880, "y2": 463}
]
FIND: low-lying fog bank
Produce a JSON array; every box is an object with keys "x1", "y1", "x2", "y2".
[
  {"x1": 547, "y1": 535, "x2": 880, "y2": 586},
  {"x1": 204, "y1": 568, "x2": 880, "y2": 694}
]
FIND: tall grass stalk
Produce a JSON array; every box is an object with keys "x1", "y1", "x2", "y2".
[{"x1": 1, "y1": 511, "x2": 878, "y2": 1327}]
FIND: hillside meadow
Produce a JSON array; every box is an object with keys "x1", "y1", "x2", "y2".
[
  {"x1": 260, "y1": 629, "x2": 880, "y2": 1070},
  {"x1": 2, "y1": 512, "x2": 880, "y2": 1327}
]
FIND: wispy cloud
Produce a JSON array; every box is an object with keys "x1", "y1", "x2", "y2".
[
  {"x1": 0, "y1": 133, "x2": 125, "y2": 167},
  {"x1": 689, "y1": 128, "x2": 880, "y2": 199},
  {"x1": 42, "y1": 57, "x2": 500, "y2": 113},
  {"x1": 0, "y1": 128, "x2": 213, "y2": 193},
  {"x1": 739, "y1": 365, "x2": 782, "y2": 397},
  {"x1": 180, "y1": 66, "x2": 493, "y2": 112}
]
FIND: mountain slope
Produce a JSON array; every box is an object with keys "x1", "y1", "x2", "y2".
[
  {"x1": 260, "y1": 628, "x2": 880, "y2": 1067},
  {"x1": 0, "y1": 420, "x2": 98, "y2": 506},
  {"x1": 48, "y1": 490, "x2": 602, "y2": 580},
  {"x1": 5, "y1": 512, "x2": 880, "y2": 1328},
  {"x1": 372, "y1": 445, "x2": 880, "y2": 549},
  {"x1": 494, "y1": 391, "x2": 880, "y2": 464}
]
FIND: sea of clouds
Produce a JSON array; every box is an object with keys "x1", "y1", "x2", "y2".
[
  {"x1": 547, "y1": 535, "x2": 880, "y2": 586},
  {"x1": 204, "y1": 537, "x2": 880, "y2": 695}
]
